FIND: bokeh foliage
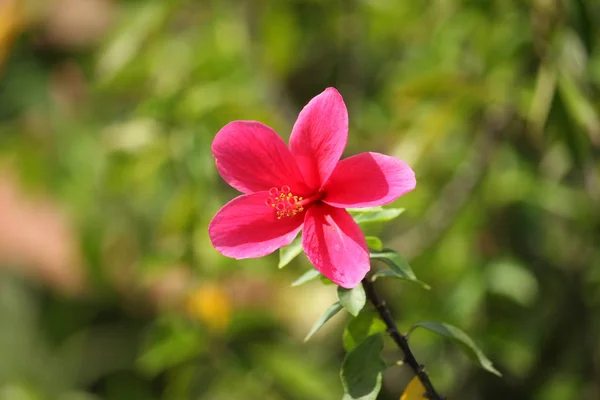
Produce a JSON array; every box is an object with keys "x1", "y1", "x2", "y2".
[{"x1": 0, "y1": 0, "x2": 599, "y2": 399}]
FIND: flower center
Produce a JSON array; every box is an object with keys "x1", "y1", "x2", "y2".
[
  {"x1": 265, "y1": 186, "x2": 326, "y2": 219},
  {"x1": 265, "y1": 186, "x2": 304, "y2": 219}
]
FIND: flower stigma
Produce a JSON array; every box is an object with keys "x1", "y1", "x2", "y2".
[{"x1": 266, "y1": 186, "x2": 304, "y2": 219}]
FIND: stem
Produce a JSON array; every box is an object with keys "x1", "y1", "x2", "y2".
[{"x1": 362, "y1": 277, "x2": 444, "y2": 400}]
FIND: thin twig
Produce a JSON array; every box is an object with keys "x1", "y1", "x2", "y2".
[{"x1": 362, "y1": 277, "x2": 444, "y2": 400}]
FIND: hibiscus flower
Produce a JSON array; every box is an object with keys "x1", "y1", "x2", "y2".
[{"x1": 208, "y1": 88, "x2": 416, "y2": 288}]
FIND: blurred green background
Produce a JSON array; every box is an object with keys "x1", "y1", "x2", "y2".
[{"x1": 1, "y1": 0, "x2": 599, "y2": 399}]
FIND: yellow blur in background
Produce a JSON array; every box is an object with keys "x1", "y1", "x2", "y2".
[
  {"x1": 185, "y1": 283, "x2": 232, "y2": 333},
  {"x1": 400, "y1": 376, "x2": 426, "y2": 400},
  {"x1": 0, "y1": 0, "x2": 22, "y2": 65}
]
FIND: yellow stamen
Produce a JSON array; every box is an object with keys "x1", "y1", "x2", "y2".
[{"x1": 266, "y1": 186, "x2": 304, "y2": 219}]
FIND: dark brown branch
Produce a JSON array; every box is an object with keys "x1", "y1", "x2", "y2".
[{"x1": 362, "y1": 277, "x2": 444, "y2": 400}]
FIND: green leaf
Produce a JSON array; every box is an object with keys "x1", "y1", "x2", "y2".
[
  {"x1": 320, "y1": 275, "x2": 335, "y2": 285},
  {"x1": 346, "y1": 206, "x2": 386, "y2": 213},
  {"x1": 341, "y1": 334, "x2": 386, "y2": 400},
  {"x1": 369, "y1": 250, "x2": 430, "y2": 290},
  {"x1": 409, "y1": 321, "x2": 502, "y2": 377},
  {"x1": 558, "y1": 70, "x2": 600, "y2": 143},
  {"x1": 349, "y1": 207, "x2": 405, "y2": 225},
  {"x1": 252, "y1": 346, "x2": 337, "y2": 400},
  {"x1": 137, "y1": 321, "x2": 206, "y2": 376},
  {"x1": 370, "y1": 270, "x2": 430, "y2": 290},
  {"x1": 278, "y1": 235, "x2": 303, "y2": 268},
  {"x1": 304, "y1": 302, "x2": 343, "y2": 342},
  {"x1": 338, "y1": 285, "x2": 367, "y2": 317},
  {"x1": 485, "y1": 260, "x2": 539, "y2": 306},
  {"x1": 365, "y1": 236, "x2": 383, "y2": 251},
  {"x1": 291, "y1": 269, "x2": 321, "y2": 287},
  {"x1": 343, "y1": 311, "x2": 386, "y2": 352}
]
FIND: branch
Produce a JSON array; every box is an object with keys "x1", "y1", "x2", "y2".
[{"x1": 362, "y1": 277, "x2": 444, "y2": 400}]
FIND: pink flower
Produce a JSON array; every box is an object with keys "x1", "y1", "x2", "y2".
[{"x1": 208, "y1": 88, "x2": 416, "y2": 288}]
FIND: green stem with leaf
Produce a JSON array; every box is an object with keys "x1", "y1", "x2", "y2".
[{"x1": 361, "y1": 277, "x2": 444, "y2": 400}]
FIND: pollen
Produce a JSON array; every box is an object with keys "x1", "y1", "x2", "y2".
[{"x1": 266, "y1": 186, "x2": 304, "y2": 219}]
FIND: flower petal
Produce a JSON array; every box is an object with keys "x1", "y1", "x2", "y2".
[
  {"x1": 209, "y1": 192, "x2": 303, "y2": 259},
  {"x1": 322, "y1": 152, "x2": 416, "y2": 208},
  {"x1": 289, "y1": 87, "x2": 348, "y2": 190},
  {"x1": 302, "y1": 204, "x2": 369, "y2": 288},
  {"x1": 212, "y1": 121, "x2": 310, "y2": 195}
]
